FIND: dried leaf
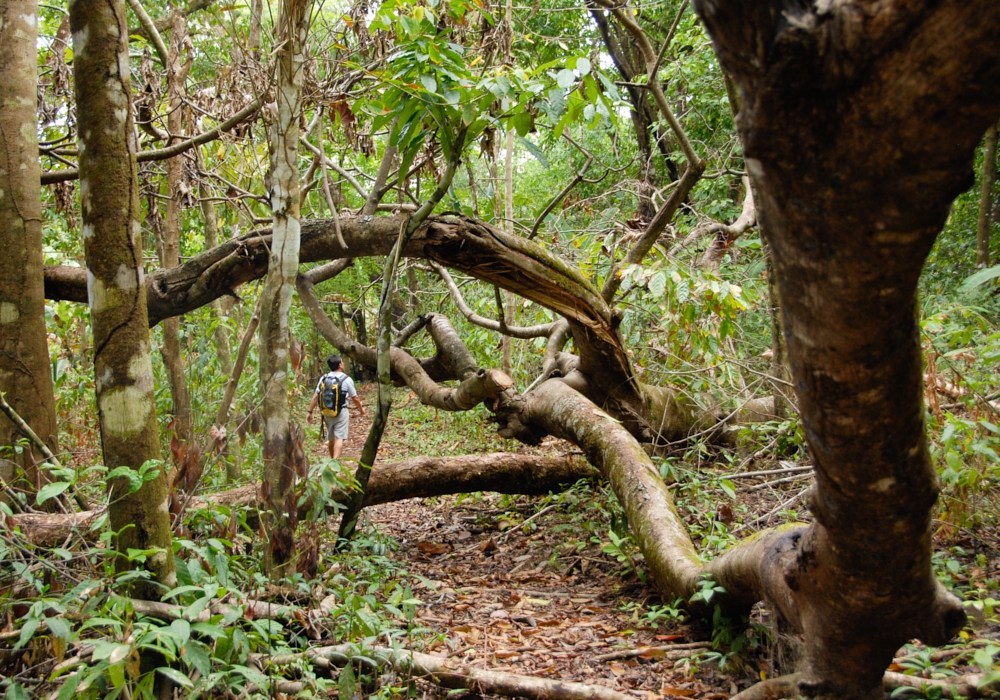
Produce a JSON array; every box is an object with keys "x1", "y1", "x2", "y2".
[{"x1": 416, "y1": 541, "x2": 452, "y2": 556}]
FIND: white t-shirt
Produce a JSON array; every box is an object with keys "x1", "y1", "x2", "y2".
[{"x1": 315, "y1": 371, "x2": 358, "y2": 400}]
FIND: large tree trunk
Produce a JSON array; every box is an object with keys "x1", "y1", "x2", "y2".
[
  {"x1": 71, "y1": 0, "x2": 175, "y2": 597},
  {"x1": 695, "y1": 1, "x2": 1000, "y2": 696},
  {"x1": 160, "y1": 13, "x2": 194, "y2": 439},
  {"x1": 0, "y1": 0, "x2": 59, "y2": 492},
  {"x1": 259, "y1": 0, "x2": 311, "y2": 578}
]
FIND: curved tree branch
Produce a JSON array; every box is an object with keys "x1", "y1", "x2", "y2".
[{"x1": 430, "y1": 261, "x2": 557, "y2": 338}]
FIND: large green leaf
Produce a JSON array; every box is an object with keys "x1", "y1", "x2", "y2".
[{"x1": 960, "y1": 264, "x2": 1000, "y2": 293}]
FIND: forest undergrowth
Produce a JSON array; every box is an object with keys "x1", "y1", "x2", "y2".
[{"x1": 3, "y1": 363, "x2": 1000, "y2": 700}]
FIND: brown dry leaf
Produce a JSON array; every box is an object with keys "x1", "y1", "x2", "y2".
[
  {"x1": 639, "y1": 648, "x2": 668, "y2": 658},
  {"x1": 479, "y1": 538, "x2": 497, "y2": 553},
  {"x1": 416, "y1": 541, "x2": 452, "y2": 556},
  {"x1": 495, "y1": 650, "x2": 519, "y2": 659},
  {"x1": 660, "y1": 687, "x2": 696, "y2": 697},
  {"x1": 608, "y1": 662, "x2": 627, "y2": 676}
]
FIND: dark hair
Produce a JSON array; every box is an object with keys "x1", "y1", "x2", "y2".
[{"x1": 327, "y1": 355, "x2": 343, "y2": 371}]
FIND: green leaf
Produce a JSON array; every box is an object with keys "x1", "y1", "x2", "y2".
[
  {"x1": 420, "y1": 74, "x2": 437, "y2": 93},
  {"x1": 648, "y1": 272, "x2": 666, "y2": 297},
  {"x1": 37, "y1": 481, "x2": 70, "y2": 506},
  {"x1": 719, "y1": 478, "x2": 737, "y2": 500},
  {"x1": 546, "y1": 88, "x2": 566, "y2": 121},
  {"x1": 960, "y1": 265, "x2": 1000, "y2": 293},
  {"x1": 170, "y1": 619, "x2": 191, "y2": 644},
  {"x1": 516, "y1": 136, "x2": 549, "y2": 169},
  {"x1": 183, "y1": 639, "x2": 212, "y2": 676},
  {"x1": 15, "y1": 617, "x2": 39, "y2": 650},
  {"x1": 46, "y1": 616, "x2": 71, "y2": 641},
  {"x1": 340, "y1": 658, "x2": 358, "y2": 700},
  {"x1": 55, "y1": 672, "x2": 81, "y2": 700},
  {"x1": 510, "y1": 110, "x2": 533, "y2": 137},
  {"x1": 576, "y1": 57, "x2": 591, "y2": 76},
  {"x1": 4, "y1": 683, "x2": 30, "y2": 700},
  {"x1": 156, "y1": 667, "x2": 194, "y2": 689},
  {"x1": 556, "y1": 69, "x2": 575, "y2": 89}
]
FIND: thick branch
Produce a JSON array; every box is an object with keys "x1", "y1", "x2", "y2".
[{"x1": 298, "y1": 274, "x2": 510, "y2": 411}]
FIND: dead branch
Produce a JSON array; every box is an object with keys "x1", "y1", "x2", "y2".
[
  {"x1": 0, "y1": 392, "x2": 85, "y2": 511},
  {"x1": 271, "y1": 644, "x2": 639, "y2": 700},
  {"x1": 41, "y1": 98, "x2": 263, "y2": 184},
  {"x1": 594, "y1": 641, "x2": 711, "y2": 662}
]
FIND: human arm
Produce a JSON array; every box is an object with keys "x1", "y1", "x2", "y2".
[
  {"x1": 307, "y1": 391, "x2": 319, "y2": 423},
  {"x1": 351, "y1": 394, "x2": 365, "y2": 417}
]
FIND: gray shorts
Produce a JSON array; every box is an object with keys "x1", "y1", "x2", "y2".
[{"x1": 324, "y1": 409, "x2": 350, "y2": 440}]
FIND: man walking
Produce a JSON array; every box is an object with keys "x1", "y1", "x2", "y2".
[{"x1": 308, "y1": 355, "x2": 365, "y2": 459}]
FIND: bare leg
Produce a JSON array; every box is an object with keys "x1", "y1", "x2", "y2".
[
  {"x1": 327, "y1": 440, "x2": 336, "y2": 459},
  {"x1": 333, "y1": 437, "x2": 345, "y2": 459}
]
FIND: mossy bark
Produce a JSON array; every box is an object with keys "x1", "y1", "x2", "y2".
[
  {"x1": 70, "y1": 0, "x2": 175, "y2": 597},
  {"x1": 0, "y1": 0, "x2": 59, "y2": 491},
  {"x1": 259, "y1": 0, "x2": 311, "y2": 579}
]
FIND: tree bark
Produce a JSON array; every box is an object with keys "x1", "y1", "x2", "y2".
[
  {"x1": 14, "y1": 452, "x2": 595, "y2": 544},
  {"x1": 160, "y1": 12, "x2": 194, "y2": 439},
  {"x1": 977, "y1": 123, "x2": 997, "y2": 268},
  {"x1": 694, "y1": 1, "x2": 1000, "y2": 695},
  {"x1": 0, "y1": 0, "x2": 59, "y2": 491},
  {"x1": 259, "y1": 0, "x2": 312, "y2": 579},
  {"x1": 200, "y1": 178, "x2": 234, "y2": 375},
  {"x1": 71, "y1": 0, "x2": 175, "y2": 597}
]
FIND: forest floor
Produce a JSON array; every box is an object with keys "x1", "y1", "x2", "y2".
[{"x1": 301, "y1": 383, "x2": 1000, "y2": 699}]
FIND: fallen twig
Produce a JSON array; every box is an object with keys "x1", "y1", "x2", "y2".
[
  {"x1": 265, "y1": 644, "x2": 638, "y2": 700},
  {"x1": 595, "y1": 641, "x2": 711, "y2": 662},
  {"x1": 721, "y1": 465, "x2": 812, "y2": 480},
  {"x1": 883, "y1": 670, "x2": 999, "y2": 698}
]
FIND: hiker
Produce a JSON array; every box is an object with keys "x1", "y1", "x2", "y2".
[{"x1": 307, "y1": 355, "x2": 366, "y2": 459}]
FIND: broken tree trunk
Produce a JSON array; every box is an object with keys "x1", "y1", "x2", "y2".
[
  {"x1": 694, "y1": 0, "x2": 1000, "y2": 696},
  {"x1": 11, "y1": 453, "x2": 595, "y2": 545}
]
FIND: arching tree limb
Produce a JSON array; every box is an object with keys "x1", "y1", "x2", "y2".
[{"x1": 429, "y1": 261, "x2": 557, "y2": 338}]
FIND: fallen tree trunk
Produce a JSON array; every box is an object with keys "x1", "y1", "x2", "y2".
[{"x1": 9, "y1": 452, "x2": 595, "y2": 544}]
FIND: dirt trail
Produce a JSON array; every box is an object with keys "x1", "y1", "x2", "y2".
[{"x1": 300, "y1": 384, "x2": 747, "y2": 698}]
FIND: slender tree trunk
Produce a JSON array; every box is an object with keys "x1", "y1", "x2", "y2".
[
  {"x1": 248, "y1": 0, "x2": 263, "y2": 62},
  {"x1": 0, "y1": 0, "x2": 59, "y2": 491},
  {"x1": 977, "y1": 124, "x2": 997, "y2": 268},
  {"x1": 160, "y1": 12, "x2": 193, "y2": 439},
  {"x1": 200, "y1": 177, "x2": 234, "y2": 375},
  {"x1": 764, "y1": 244, "x2": 790, "y2": 418},
  {"x1": 70, "y1": 0, "x2": 175, "y2": 597},
  {"x1": 502, "y1": 128, "x2": 515, "y2": 376},
  {"x1": 260, "y1": 0, "x2": 311, "y2": 579}
]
